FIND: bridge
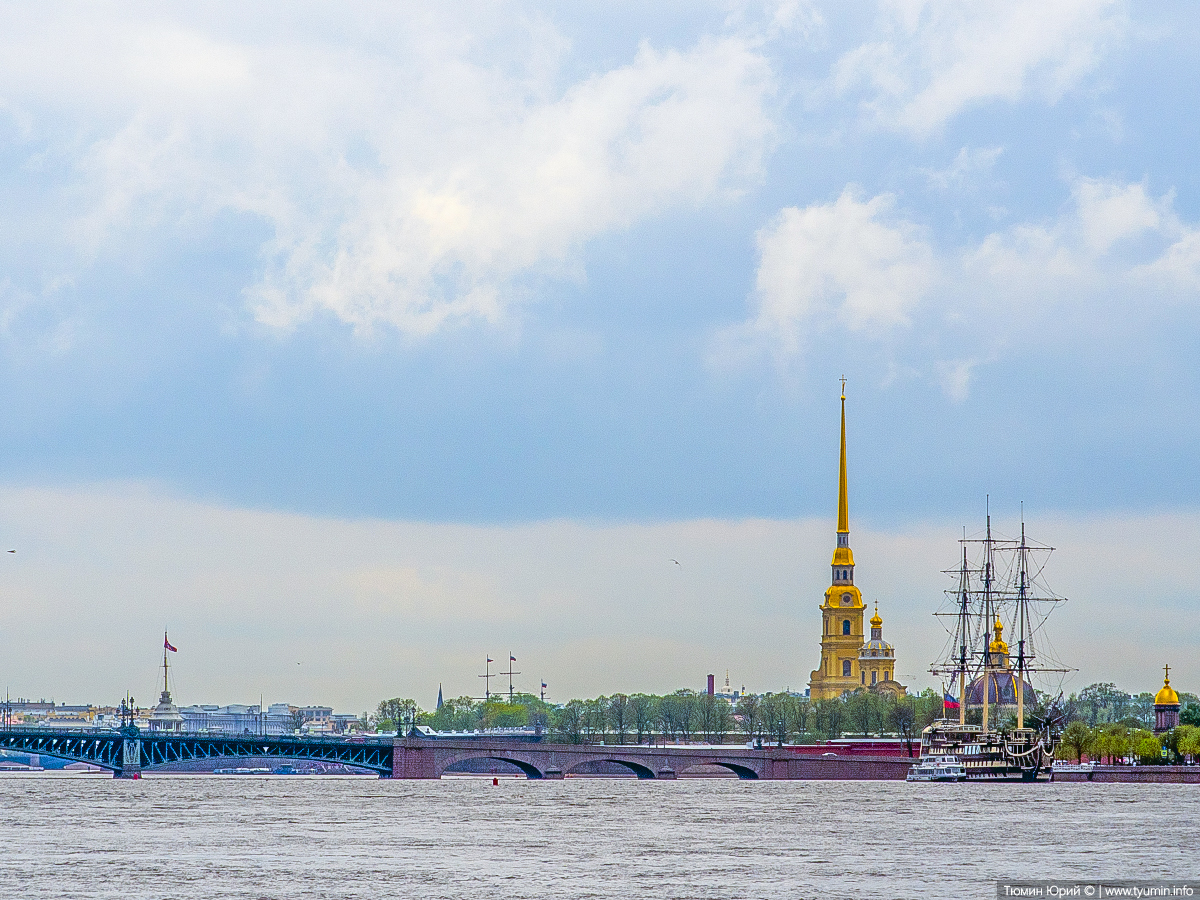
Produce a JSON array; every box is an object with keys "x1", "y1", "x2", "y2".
[
  {"x1": 0, "y1": 727, "x2": 914, "y2": 780},
  {"x1": 393, "y1": 738, "x2": 913, "y2": 780},
  {"x1": 0, "y1": 726, "x2": 395, "y2": 778}
]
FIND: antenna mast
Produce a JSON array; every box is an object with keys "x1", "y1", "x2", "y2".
[{"x1": 479, "y1": 657, "x2": 494, "y2": 702}]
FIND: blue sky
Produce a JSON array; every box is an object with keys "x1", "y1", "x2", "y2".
[{"x1": 1, "y1": 2, "x2": 1198, "y2": 707}]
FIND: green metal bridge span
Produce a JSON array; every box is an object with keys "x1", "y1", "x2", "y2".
[{"x1": 0, "y1": 726, "x2": 395, "y2": 777}]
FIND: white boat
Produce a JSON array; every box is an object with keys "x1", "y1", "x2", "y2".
[{"x1": 907, "y1": 754, "x2": 967, "y2": 782}]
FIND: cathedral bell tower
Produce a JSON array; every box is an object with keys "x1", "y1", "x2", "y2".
[{"x1": 808, "y1": 381, "x2": 866, "y2": 700}]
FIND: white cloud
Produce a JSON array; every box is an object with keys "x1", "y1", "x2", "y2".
[
  {"x1": 257, "y1": 37, "x2": 775, "y2": 335},
  {"x1": 0, "y1": 482, "x2": 1194, "y2": 709},
  {"x1": 0, "y1": 9, "x2": 775, "y2": 337},
  {"x1": 833, "y1": 0, "x2": 1128, "y2": 135},
  {"x1": 921, "y1": 145, "x2": 1003, "y2": 190},
  {"x1": 966, "y1": 177, "x2": 1194, "y2": 288},
  {"x1": 733, "y1": 175, "x2": 1200, "y2": 399},
  {"x1": 733, "y1": 190, "x2": 934, "y2": 355}
]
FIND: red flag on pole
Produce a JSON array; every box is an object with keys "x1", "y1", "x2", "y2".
[{"x1": 165, "y1": 636, "x2": 178, "y2": 653}]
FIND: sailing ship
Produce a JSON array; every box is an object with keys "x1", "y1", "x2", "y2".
[{"x1": 917, "y1": 508, "x2": 1071, "y2": 781}]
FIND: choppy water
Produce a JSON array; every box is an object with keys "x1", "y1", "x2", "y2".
[{"x1": 0, "y1": 773, "x2": 1195, "y2": 899}]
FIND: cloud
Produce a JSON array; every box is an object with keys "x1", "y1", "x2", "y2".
[
  {"x1": 832, "y1": 0, "x2": 1128, "y2": 135},
  {"x1": 0, "y1": 482, "x2": 1194, "y2": 710},
  {"x1": 0, "y1": 9, "x2": 775, "y2": 338},
  {"x1": 966, "y1": 177, "x2": 1193, "y2": 289},
  {"x1": 734, "y1": 189, "x2": 935, "y2": 355},
  {"x1": 731, "y1": 175, "x2": 1200, "y2": 399},
  {"x1": 921, "y1": 145, "x2": 1004, "y2": 191}
]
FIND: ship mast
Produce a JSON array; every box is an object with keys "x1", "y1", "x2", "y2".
[
  {"x1": 162, "y1": 631, "x2": 170, "y2": 697},
  {"x1": 980, "y1": 505, "x2": 995, "y2": 732},
  {"x1": 932, "y1": 505, "x2": 1073, "y2": 736},
  {"x1": 1015, "y1": 518, "x2": 1029, "y2": 730},
  {"x1": 956, "y1": 545, "x2": 969, "y2": 726}
]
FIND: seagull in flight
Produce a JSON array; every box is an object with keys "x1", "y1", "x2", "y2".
[{"x1": 669, "y1": 558, "x2": 681, "y2": 566}]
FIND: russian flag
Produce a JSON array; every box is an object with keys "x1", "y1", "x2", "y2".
[
  {"x1": 943, "y1": 692, "x2": 959, "y2": 710},
  {"x1": 164, "y1": 636, "x2": 178, "y2": 653}
]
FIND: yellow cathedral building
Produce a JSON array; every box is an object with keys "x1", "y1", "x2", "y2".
[{"x1": 808, "y1": 384, "x2": 906, "y2": 701}]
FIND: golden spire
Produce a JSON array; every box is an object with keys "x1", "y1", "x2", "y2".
[{"x1": 837, "y1": 377, "x2": 849, "y2": 534}]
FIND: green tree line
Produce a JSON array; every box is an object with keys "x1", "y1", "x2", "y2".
[
  {"x1": 369, "y1": 680, "x2": 1199, "y2": 749},
  {"x1": 1056, "y1": 720, "x2": 1200, "y2": 765},
  {"x1": 371, "y1": 688, "x2": 950, "y2": 750}
]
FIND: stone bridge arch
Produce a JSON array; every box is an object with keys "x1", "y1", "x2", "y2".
[
  {"x1": 561, "y1": 755, "x2": 658, "y2": 779},
  {"x1": 437, "y1": 750, "x2": 551, "y2": 779},
  {"x1": 441, "y1": 754, "x2": 547, "y2": 778},
  {"x1": 679, "y1": 758, "x2": 761, "y2": 779}
]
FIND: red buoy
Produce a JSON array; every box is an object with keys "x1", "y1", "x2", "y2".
[{"x1": 493, "y1": 777, "x2": 498, "y2": 785}]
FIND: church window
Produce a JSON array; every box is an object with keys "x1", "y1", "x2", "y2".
[
  {"x1": 861, "y1": 672, "x2": 865, "y2": 684},
  {"x1": 871, "y1": 671, "x2": 877, "y2": 685},
  {"x1": 884, "y1": 671, "x2": 889, "y2": 681},
  {"x1": 842, "y1": 619, "x2": 850, "y2": 635},
  {"x1": 842, "y1": 660, "x2": 851, "y2": 677}
]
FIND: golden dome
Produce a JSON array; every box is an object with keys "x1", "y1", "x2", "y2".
[
  {"x1": 1155, "y1": 665, "x2": 1180, "y2": 706},
  {"x1": 988, "y1": 618, "x2": 1009, "y2": 654},
  {"x1": 870, "y1": 603, "x2": 882, "y2": 628}
]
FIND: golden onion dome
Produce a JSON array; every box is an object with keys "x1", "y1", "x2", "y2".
[
  {"x1": 988, "y1": 618, "x2": 1009, "y2": 654},
  {"x1": 870, "y1": 603, "x2": 882, "y2": 628},
  {"x1": 1156, "y1": 665, "x2": 1180, "y2": 706}
]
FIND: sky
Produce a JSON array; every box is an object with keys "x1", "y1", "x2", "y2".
[{"x1": 0, "y1": 1, "x2": 1198, "y2": 712}]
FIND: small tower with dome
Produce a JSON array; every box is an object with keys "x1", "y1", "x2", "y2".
[
  {"x1": 1154, "y1": 664, "x2": 1180, "y2": 734},
  {"x1": 148, "y1": 632, "x2": 185, "y2": 733},
  {"x1": 858, "y1": 604, "x2": 905, "y2": 697}
]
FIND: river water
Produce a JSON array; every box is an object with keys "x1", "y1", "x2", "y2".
[{"x1": 0, "y1": 773, "x2": 1195, "y2": 899}]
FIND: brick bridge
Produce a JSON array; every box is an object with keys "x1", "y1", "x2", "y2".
[{"x1": 393, "y1": 738, "x2": 913, "y2": 780}]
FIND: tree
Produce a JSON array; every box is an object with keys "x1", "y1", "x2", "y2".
[
  {"x1": 673, "y1": 690, "x2": 700, "y2": 742},
  {"x1": 552, "y1": 700, "x2": 585, "y2": 744},
  {"x1": 846, "y1": 690, "x2": 873, "y2": 737},
  {"x1": 375, "y1": 698, "x2": 419, "y2": 734},
  {"x1": 698, "y1": 694, "x2": 732, "y2": 744},
  {"x1": 630, "y1": 694, "x2": 656, "y2": 743},
  {"x1": 582, "y1": 698, "x2": 607, "y2": 743},
  {"x1": 814, "y1": 697, "x2": 844, "y2": 740},
  {"x1": 1130, "y1": 694, "x2": 1156, "y2": 730},
  {"x1": 790, "y1": 696, "x2": 812, "y2": 742},
  {"x1": 889, "y1": 696, "x2": 918, "y2": 757},
  {"x1": 657, "y1": 693, "x2": 678, "y2": 742},
  {"x1": 428, "y1": 696, "x2": 481, "y2": 732},
  {"x1": 760, "y1": 693, "x2": 792, "y2": 746},
  {"x1": 1180, "y1": 704, "x2": 1200, "y2": 727},
  {"x1": 736, "y1": 694, "x2": 760, "y2": 743},
  {"x1": 1077, "y1": 683, "x2": 1131, "y2": 726},
  {"x1": 1058, "y1": 721, "x2": 1093, "y2": 762},
  {"x1": 1131, "y1": 729, "x2": 1162, "y2": 764},
  {"x1": 608, "y1": 694, "x2": 631, "y2": 744},
  {"x1": 1091, "y1": 724, "x2": 1130, "y2": 765},
  {"x1": 480, "y1": 701, "x2": 527, "y2": 729},
  {"x1": 1175, "y1": 724, "x2": 1200, "y2": 763}
]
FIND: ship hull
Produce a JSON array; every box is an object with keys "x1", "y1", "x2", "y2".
[{"x1": 919, "y1": 722, "x2": 1055, "y2": 782}]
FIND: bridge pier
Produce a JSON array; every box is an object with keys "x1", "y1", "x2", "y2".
[
  {"x1": 656, "y1": 767, "x2": 677, "y2": 780},
  {"x1": 394, "y1": 741, "x2": 438, "y2": 779},
  {"x1": 114, "y1": 738, "x2": 142, "y2": 778}
]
